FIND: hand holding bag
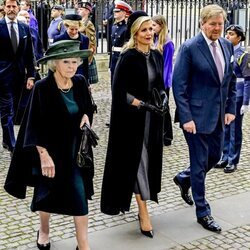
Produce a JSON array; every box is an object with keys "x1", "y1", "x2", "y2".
[{"x1": 77, "y1": 124, "x2": 99, "y2": 168}]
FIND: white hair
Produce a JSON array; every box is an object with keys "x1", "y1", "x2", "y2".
[{"x1": 47, "y1": 58, "x2": 83, "y2": 72}]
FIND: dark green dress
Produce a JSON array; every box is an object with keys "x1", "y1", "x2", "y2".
[{"x1": 31, "y1": 88, "x2": 88, "y2": 216}]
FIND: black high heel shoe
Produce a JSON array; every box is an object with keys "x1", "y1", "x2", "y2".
[
  {"x1": 138, "y1": 215, "x2": 154, "y2": 238},
  {"x1": 37, "y1": 230, "x2": 51, "y2": 250}
]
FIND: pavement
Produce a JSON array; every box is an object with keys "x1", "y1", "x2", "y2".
[{"x1": 1, "y1": 68, "x2": 250, "y2": 250}]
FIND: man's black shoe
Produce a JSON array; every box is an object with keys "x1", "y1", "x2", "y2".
[
  {"x1": 2, "y1": 142, "x2": 10, "y2": 150},
  {"x1": 2, "y1": 142, "x2": 13, "y2": 152},
  {"x1": 197, "y1": 215, "x2": 222, "y2": 232},
  {"x1": 214, "y1": 160, "x2": 228, "y2": 168},
  {"x1": 173, "y1": 176, "x2": 194, "y2": 206},
  {"x1": 224, "y1": 164, "x2": 237, "y2": 173}
]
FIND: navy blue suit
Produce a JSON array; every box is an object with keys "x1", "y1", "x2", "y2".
[
  {"x1": 172, "y1": 33, "x2": 236, "y2": 218},
  {"x1": 0, "y1": 18, "x2": 35, "y2": 151}
]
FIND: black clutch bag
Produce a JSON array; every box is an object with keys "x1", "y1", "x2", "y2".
[{"x1": 77, "y1": 124, "x2": 99, "y2": 168}]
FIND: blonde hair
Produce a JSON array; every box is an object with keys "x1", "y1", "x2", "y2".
[
  {"x1": 122, "y1": 16, "x2": 153, "y2": 52},
  {"x1": 200, "y1": 4, "x2": 227, "y2": 25},
  {"x1": 63, "y1": 19, "x2": 83, "y2": 29},
  {"x1": 152, "y1": 14, "x2": 168, "y2": 54}
]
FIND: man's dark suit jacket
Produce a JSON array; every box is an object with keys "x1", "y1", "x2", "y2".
[
  {"x1": 0, "y1": 18, "x2": 35, "y2": 78},
  {"x1": 173, "y1": 33, "x2": 236, "y2": 133}
]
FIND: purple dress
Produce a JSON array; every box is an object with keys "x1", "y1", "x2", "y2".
[{"x1": 154, "y1": 36, "x2": 174, "y2": 89}]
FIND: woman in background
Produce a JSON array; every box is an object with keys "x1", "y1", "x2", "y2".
[
  {"x1": 215, "y1": 24, "x2": 250, "y2": 173},
  {"x1": 152, "y1": 14, "x2": 174, "y2": 146}
]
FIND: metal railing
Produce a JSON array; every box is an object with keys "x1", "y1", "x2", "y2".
[{"x1": 32, "y1": 0, "x2": 250, "y2": 53}]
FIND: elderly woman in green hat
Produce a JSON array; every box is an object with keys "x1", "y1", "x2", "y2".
[
  {"x1": 54, "y1": 14, "x2": 90, "y2": 84},
  {"x1": 5, "y1": 40, "x2": 93, "y2": 250}
]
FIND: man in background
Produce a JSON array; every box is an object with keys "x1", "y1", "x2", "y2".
[
  {"x1": 0, "y1": 0, "x2": 35, "y2": 153},
  {"x1": 20, "y1": 0, "x2": 38, "y2": 31},
  {"x1": 47, "y1": 4, "x2": 65, "y2": 46},
  {"x1": 109, "y1": 0, "x2": 132, "y2": 84}
]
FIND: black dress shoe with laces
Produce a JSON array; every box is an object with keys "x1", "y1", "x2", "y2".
[
  {"x1": 224, "y1": 164, "x2": 237, "y2": 173},
  {"x1": 197, "y1": 215, "x2": 222, "y2": 232},
  {"x1": 173, "y1": 176, "x2": 194, "y2": 206},
  {"x1": 214, "y1": 160, "x2": 228, "y2": 168}
]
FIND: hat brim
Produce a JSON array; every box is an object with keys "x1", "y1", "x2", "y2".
[
  {"x1": 37, "y1": 49, "x2": 92, "y2": 64},
  {"x1": 83, "y1": 6, "x2": 92, "y2": 12},
  {"x1": 114, "y1": 8, "x2": 125, "y2": 12}
]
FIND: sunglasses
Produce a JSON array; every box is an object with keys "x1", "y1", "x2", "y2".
[{"x1": 113, "y1": 10, "x2": 121, "y2": 13}]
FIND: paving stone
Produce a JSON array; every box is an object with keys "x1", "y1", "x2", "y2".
[{"x1": 1, "y1": 71, "x2": 250, "y2": 249}]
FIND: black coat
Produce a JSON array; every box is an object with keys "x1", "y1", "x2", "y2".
[
  {"x1": 101, "y1": 48, "x2": 165, "y2": 215},
  {"x1": 4, "y1": 74, "x2": 94, "y2": 200}
]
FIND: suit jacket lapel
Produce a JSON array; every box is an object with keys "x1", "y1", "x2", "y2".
[
  {"x1": 197, "y1": 33, "x2": 220, "y2": 82},
  {"x1": 1, "y1": 19, "x2": 20, "y2": 55},
  {"x1": 0, "y1": 20, "x2": 10, "y2": 39},
  {"x1": 218, "y1": 38, "x2": 230, "y2": 83},
  {"x1": 17, "y1": 22, "x2": 25, "y2": 53}
]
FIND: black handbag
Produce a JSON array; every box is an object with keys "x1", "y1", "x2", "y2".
[{"x1": 77, "y1": 124, "x2": 99, "y2": 168}]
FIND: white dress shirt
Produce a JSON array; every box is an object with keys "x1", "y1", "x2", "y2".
[
  {"x1": 202, "y1": 31, "x2": 225, "y2": 73},
  {"x1": 5, "y1": 16, "x2": 19, "y2": 45}
]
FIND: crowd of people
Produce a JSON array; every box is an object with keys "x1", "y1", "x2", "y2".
[{"x1": 1, "y1": 0, "x2": 250, "y2": 249}]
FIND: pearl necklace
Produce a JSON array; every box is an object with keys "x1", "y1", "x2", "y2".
[
  {"x1": 136, "y1": 47, "x2": 150, "y2": 56},
  {"x1": 54, "y1": 73, "x2": 73, "y2": 94},
  {"x1": 59, "y1": 87, "x2": 72, "y2": 94}
]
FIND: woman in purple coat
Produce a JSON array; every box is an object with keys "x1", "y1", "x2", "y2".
[{"x1": 152, "y1": 14, "x2": 174, "y2": 146}]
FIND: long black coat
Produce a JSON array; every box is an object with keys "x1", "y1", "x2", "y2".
[
  {"x1": 4, "y1": 74, "x2": 94, "y2": 201},
  {"x1": 101, "y1": 48, "x2": 165, "y2": 215}
]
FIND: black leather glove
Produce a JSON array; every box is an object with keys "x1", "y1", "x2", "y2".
[
  {"x1": 139, "y1": 101, "x2": 163, "y2": 115},
  {"x1": 152, "y1": 88, "x2": 169, "y2": 115},
  {"x1": 161, "y1": 92, "x2": 169, "y2": 115}
]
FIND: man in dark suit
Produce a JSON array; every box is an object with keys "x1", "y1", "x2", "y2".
[
  {"x1": 172, "y1": 4, "x2": 236, "y2": 232},
  {"x1": 109, "y1": 1, "x2": 132, "y2": 84},
  {"x1": 0, "y1": 0, "x2": 35, "y2": 153}
]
